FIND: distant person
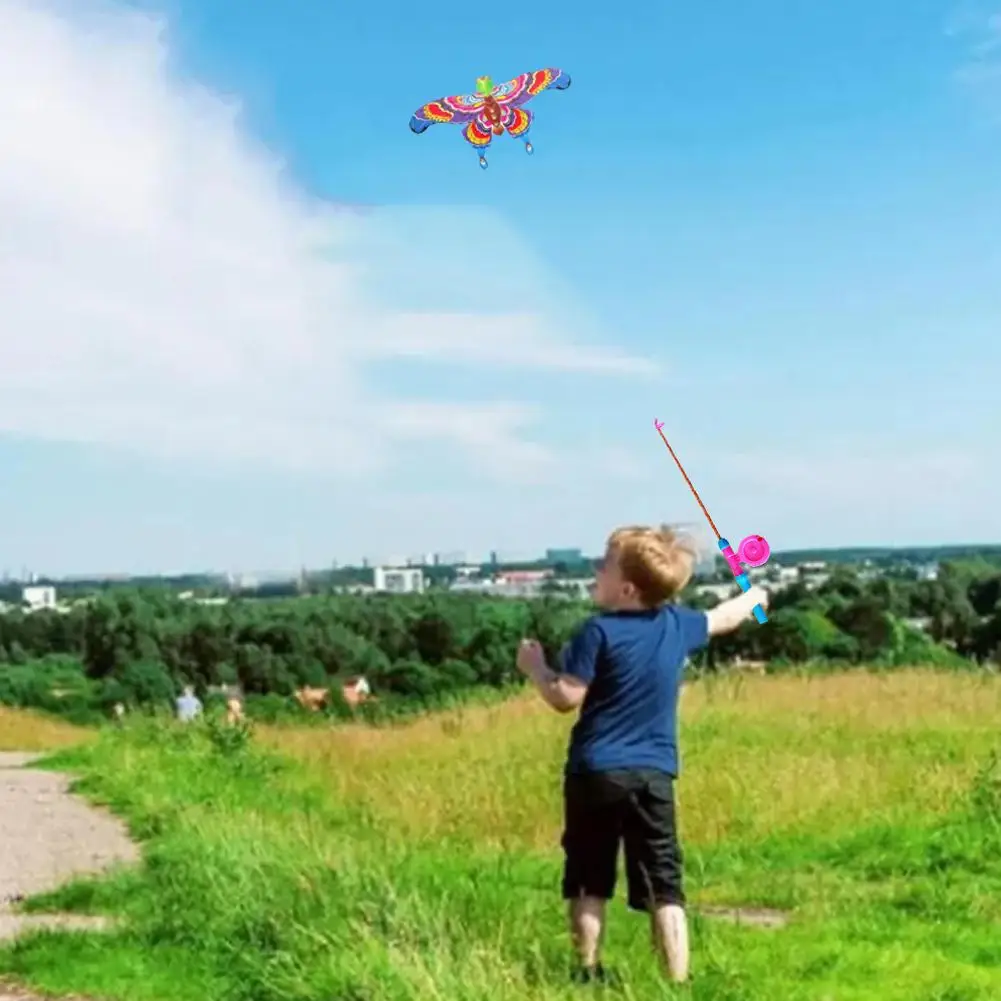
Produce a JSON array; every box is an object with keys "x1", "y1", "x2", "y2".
[
  {"x1": 516, "y1": 524, "x2": 769, "y2": 985},
  {"x1": 175, "y1": 685, "x2": 202, "y2": 723},
  {"x1": 225, "y1": 695, "x2": 244, "y2": 725}
]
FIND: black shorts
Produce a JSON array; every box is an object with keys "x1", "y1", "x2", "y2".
[{"x1": 561, "y1": 768, "x2": 684, "y2": 912}]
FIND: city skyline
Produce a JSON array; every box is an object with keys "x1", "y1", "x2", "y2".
[
  {"x1": 1, "y1": 0, "x2": 998, "y2": 575},
  {"x1": 4, "y1": 538, "x2": 995, "y2": 585}
]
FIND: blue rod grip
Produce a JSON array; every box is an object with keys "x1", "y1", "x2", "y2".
[{"x1": 734, "y1": 571, "x2": 768, "y2": 624}]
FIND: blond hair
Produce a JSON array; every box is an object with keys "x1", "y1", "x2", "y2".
[{"x1": 606, "y1": 524, "x2": 698, "y2": 607}]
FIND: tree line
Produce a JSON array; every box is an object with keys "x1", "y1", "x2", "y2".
[{"x1": 0, "y1": 557, "x2": 998, "y2": 723}]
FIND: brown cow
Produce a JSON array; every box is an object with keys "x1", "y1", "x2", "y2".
[
  {"x1": 342, "y1": 676, "x2": 373, "y2": 708},
  {"x1": 294, "y1": 678, "x2": 374, "y2": 712},
  {"x1": 295, "y1": 686, "x2": 330, "y2": 711}
]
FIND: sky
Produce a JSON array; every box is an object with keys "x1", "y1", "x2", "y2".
[{"x1": 0, "y1": 0, "x2": 999, "y2": 576}]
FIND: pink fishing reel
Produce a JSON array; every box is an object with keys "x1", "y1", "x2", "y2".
[{"x1": 737, "y1": 535, "x2": 771, "y2": 568}]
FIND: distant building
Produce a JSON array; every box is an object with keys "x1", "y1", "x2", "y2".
[
  {"x1": 449, "y1": 568, "x2": 555, "y2": 598},
  {"x1": 498, "y1": 570, "x2": 552, "y2": 585},
  {"x1": 693, "y1": 552, "x2": 717, "y2": 579},
  {"x1": 373, "y1": 566, "x2": 425, "y2": 594},
  {"x1": 493, "y1": 569, "x2": 552, "y2": 597},
  {"x1": 490, "y1": 551, "x2": 525, "y2": 565},
  {"x1": 22, "y1": 585, "x2": 56, "y2": 612},
  {"x1": 800, "y1": 566, "x2": 830, "y2": 589},
  {"x1": 546, "y1": 548, "x2": 583, "y2": 564},
  {"x1": 561, "y1": 577, "x2": 596, "y2": 599},
  {"x1": 763, "y1": 566, "x2": 799, "y2": 587},
  {"x1": 449, "y1": 578, "x2": 493, "y2": 594},
  {"x1": 696, "y1": 582, "x2": 738, "y2": 603}
]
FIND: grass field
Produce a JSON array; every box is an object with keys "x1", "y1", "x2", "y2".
[
  {"x1": 3, "y1": 669, "x2": 1001, "y2": 1000},
  {"x1": 0, "y1": 706, "x2": 90, "y2": 751}
]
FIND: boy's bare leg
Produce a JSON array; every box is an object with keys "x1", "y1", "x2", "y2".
[
  {"x1": 569, "y1": 896, "x2": 606, "y2": 969},
  {"x1": 651, "y1": 903, "x2": 689, "y2": 982}
]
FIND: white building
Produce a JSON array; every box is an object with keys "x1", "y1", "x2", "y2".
[
  {"x1": 763, "y1": 566, "x2": 799, "y2": 587},
  {"x1": 373, "y1": 566, "x2": 425, "y2": 594},
  {"x1": 696, "y1": 582, "x2": 738, "y2": 603},
  {"x1": 22, "y1": 585, "x2": 57, "y2": 612}
]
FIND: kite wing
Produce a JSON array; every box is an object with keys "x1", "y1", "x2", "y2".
[
  {"x1": 409, "y1": 92, "x2": 485, "y2": 134},
  {"x1": 493, "y1": 68, "x2": 571, "y2": 109}
]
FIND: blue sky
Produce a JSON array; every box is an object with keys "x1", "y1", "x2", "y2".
[{"x1": 0, "y1": 0, "x2": 998, "y2": 576}]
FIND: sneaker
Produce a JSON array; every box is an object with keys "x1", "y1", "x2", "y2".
[{"x1": 572, "y1": 963, "x2": 621, "y2": 987}]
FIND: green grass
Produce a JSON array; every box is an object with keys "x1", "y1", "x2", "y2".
[
  {"x1": 3, "y1": 671, "x2": 1001, "y2": 1000},
  {"x1": 0, "y1": 705, "x2": 92, "y2": 751}
]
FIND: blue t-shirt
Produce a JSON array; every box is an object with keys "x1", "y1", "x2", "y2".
[
  {"x1": 175, "y1": 693, "x2": 202, "y2": 722},
  {"x1": 561, "y1": 604, "x2": 709, "y2": 777}
]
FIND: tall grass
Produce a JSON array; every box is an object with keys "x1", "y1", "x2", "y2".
[
  {"x1": 0, "y1": 705, "x2": 92, "y2": 751},
  {"x1": 263, "y1": 670, "x2": 1001, "y2": 851},
  {"x1": 2, "y1": 670, "x2": 1000, "y2": 1001}
]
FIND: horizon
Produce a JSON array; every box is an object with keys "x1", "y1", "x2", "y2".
[
  {"x1": 1, "y1": 0, "x2": 998, "y2": 573},
  {"x1": 8, "y1": 539, "x2": 1000, "y2": 584}
]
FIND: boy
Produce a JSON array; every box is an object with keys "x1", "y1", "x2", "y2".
[{"x1": 516, "y1": 524, "x2": 768, "y2": 984}]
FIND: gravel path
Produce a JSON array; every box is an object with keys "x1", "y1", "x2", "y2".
[{"x1": 0, "y1": 751, "x2": 140, "y2": 1001}]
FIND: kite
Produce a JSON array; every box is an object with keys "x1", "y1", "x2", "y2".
[{"x1": 409, "y1": 68, "x2": 571, "y2": 169}]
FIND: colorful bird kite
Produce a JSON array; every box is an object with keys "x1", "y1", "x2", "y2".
[{"x1": 409, "y1": 68, "x2": 571, "y2": 169}]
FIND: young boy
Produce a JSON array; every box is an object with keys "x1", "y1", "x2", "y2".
[{"x1": 516, "y1": 524, "x2": 768, "y2": 984}]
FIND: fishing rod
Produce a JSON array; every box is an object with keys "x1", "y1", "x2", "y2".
[{"x1": 654, "y1": 419, "x2": 769, "y2": 625}]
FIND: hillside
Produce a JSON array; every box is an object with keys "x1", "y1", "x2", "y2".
[
  {"x1": 1, "y1": 552, "x2": 1000, "y2": 732},
  {"x1": 1, "y1": 670, "x2": 999, "y2": 1000}
]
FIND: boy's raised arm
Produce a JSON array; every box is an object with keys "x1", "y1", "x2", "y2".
[
  {"x1": 706, "y1": 586, "x2": 769, "y2": 637},
  {"x1": 517, "y1": 620, "x2": 602, "y2": 714}
]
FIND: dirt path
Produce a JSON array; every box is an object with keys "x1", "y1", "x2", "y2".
[{"x1": 0, "y1": 751, "x2": 140, "y2": 1001}]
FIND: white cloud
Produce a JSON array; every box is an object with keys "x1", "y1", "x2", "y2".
[
  {"x1": 379, "y1": 401, "x2": 556, "y2": 482},
  {"x1": 976, "y1": 11, "x2": 1001, "y2": 53},
  {"x1": 949, "y1": 5, "x2": 1001, "y2": 118},
  {"x1": 693, "y1": 446, "x2": 993, "y2": 550},
  {"x1": 364, "y1": 312, "x2": 657, "y2": 375},
  {"x1": 0, "y1": 0, "x2": 652, "y2": 481},
  {"x1": 721, "y1": 449, "x2": 980, "y2": 507}
]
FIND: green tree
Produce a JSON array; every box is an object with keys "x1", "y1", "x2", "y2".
[
  {"x1": 411, "y1": 610, "x2": 458, "y2": 666},
  {"x1": 117, "y1": 660, "x2": 176, "y2": 707},
  {"x1": 761, "y1": 610, "x2": 856, "y2": 662},
  {"x1": 829, "y1": 598, "x2": 895, "y2": 661}
]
